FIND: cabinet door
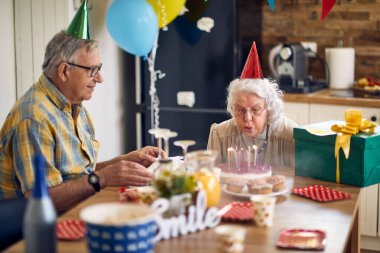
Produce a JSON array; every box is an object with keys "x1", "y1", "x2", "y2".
[
  {"x1": 378, "y1": 186, "x2": 380, "y2": 237},
  {"x1": 360, "y1": 184, "x2": 378, "y2": 236},
  {"x1": 309, "y1": 104, "x2": 380, "y2": 124},
  {"x1": 284, "y1": 102, "x2": 309, "y2": 126}
]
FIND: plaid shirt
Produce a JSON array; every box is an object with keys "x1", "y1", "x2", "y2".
[{"x1": 0, "y1": 75, "x2": 99, "y2": 199}]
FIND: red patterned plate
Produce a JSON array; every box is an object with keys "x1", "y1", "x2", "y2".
[
  {"x1": 217, "y1": 202, "x2": 253, "y2": 222},
  {"x1": 56, "y1": 220, "x2": 86, "y2": 240},
  {"x1": 277, "y1": 229, "x2": 326, "y2": 250},
  {"x1": 291, "y1": 185, "x2": 351, "y2": 202}
]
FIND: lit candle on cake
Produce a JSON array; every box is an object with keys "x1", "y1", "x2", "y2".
[
  {"x1": 235, "y1": 146, "x2": 239, "y2": 171},
  {"x1": 247, "y1": 146, "x2": 251, "y2": 168},
  {"x1": 238, "y1": 148, "x2": 244, "y2": 171},
  {"x1": 227, "y1": 147, "x2": 233, "y2": 169},
  {"x1": 253, "y1": 144, "x2": 258, "y2": 167}
]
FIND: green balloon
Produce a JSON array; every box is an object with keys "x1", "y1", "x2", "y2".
[{"x1": 66, "y1": 0, "x2": 90, "y2": 39}]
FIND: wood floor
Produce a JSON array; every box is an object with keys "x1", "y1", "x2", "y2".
[{"x1": 362, "y1": 249, "x2": 380, "y2": 253}]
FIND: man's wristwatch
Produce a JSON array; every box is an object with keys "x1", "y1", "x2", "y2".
[{"x1": 88, "y1": 172, "x2": 101, "y2": 192}]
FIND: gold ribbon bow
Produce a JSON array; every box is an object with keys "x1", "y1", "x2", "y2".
[{"x1": 331, "y1": 109, "x2": 377, "y2": 183}]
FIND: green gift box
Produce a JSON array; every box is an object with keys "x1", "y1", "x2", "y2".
[{"x1": 294, "y1": 120, "x2": 380, "y2": 187}]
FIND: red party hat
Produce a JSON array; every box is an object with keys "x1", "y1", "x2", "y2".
[{"x1": 240, "y1": 42, "x2": 263, "y2": 79}]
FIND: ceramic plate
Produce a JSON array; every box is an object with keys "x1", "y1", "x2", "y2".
[
  {"x1": 277, "y1": 229, "x2": 326, "y2": 250},
  {"x1": 222, "y1": 185, "x2": 288, "y2": 199}
]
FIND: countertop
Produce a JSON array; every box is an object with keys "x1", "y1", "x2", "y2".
[{"x1": 284, "y1": 89, "x2": 380, "y2": 108}]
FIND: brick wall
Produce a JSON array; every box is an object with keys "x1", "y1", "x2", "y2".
[{"x1": 239, "y1": 0, "x2": 380, "y2": 80}]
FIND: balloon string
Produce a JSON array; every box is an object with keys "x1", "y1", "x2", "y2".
[
  {"x1": 153, "y1": 94, "x2": 160, "y2": 129},
  {"x1": 147, "y1": 31, "x2": 165, "y2": 129},
  {"x1": 158, "y1": 0, "x2": 168, "y2": 30}
]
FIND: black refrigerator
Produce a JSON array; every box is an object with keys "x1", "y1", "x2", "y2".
[{"x1": 125, "y1": 0, "x2": 244, "y2": 156}]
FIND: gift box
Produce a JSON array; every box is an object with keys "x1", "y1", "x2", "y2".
[{"x1": 294, "y1": 120, "x2": 380, "y2": 187}]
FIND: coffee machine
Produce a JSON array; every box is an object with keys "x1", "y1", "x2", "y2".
[{"x1": 269, "y1": 42, "x2": 327, "y2": 93}]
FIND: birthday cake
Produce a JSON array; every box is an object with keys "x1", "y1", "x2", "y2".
[{"x1": 218, "y1": 162, "x2": 272, "y2": 183}]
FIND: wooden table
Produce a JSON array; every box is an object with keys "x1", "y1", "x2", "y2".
[{"x1": 5, "y1": 168, "x2": 361, "y2": 253}]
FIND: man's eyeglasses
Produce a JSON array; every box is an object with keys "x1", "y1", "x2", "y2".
[
  {"x1": 233, "y1": 106, "x2": 266, "y2": 117},
  {"x1": 66, "y1": 62, "x2": 102, "y2": 77}
]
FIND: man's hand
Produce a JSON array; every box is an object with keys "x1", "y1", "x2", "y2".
[
  {"x1": 138, "y1": 146, "x2": 162, "y2": 157},
  {"x1": 98, "y1": 160, "x2": 154, "y2": 187},
  {"x1": 122, "y1": 146, "x2": 164, "y2": 167},
  {"x1": 45, "y1": 158, "x2": 155, "y2": 213}
]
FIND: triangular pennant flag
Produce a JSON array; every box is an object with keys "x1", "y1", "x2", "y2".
[
  {"x1": 267, "y1": 0, "x2": 275, "y2": 11},
  {"x1": 66, "y1": 0, "x2": 90, "y2": 39},
  {"x1": 241, "y1": 42, "x2": 263, "y2": 79},
  {"x1": 321, "y1": 0, "x2": 336, "y2": 21}
]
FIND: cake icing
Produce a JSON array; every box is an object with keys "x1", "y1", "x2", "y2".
[{"x1": 218, "y1": 162, "x2": 272, "y2": 182}]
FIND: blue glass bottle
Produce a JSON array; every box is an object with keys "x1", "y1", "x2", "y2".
[{"x1": 23, "y1": 155, "x2": 56, "y2": 253}]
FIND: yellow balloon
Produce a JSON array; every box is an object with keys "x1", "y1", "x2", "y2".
[{"x1": 147, "y1": 0, "x2": 186, "y2": 28}]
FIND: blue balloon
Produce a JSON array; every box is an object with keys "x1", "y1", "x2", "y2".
[{"x1": 106, "y1": 0, "x2": 158, "y2": 57}]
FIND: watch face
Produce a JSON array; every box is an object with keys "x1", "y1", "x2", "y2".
[
  {"x1": 89, "y1": 175, "x2": 98, "y2": 183},
  {"x1": 88, "y1": 173, "x2": 101, "y2": 192}
]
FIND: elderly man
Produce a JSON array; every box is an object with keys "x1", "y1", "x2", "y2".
[{"x1": 0, "y1": 3, "x2": 159, "y2": 213}]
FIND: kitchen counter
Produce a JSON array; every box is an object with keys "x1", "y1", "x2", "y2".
[{"x1": 284, "y1": 89, "x2": 380, "y2": 108}]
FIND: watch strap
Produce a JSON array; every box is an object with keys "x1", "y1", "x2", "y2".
[{"x1": 88, "y1": 172, "x2": 101, "y2": 192}]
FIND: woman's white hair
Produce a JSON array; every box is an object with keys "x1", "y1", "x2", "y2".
[{"x1": 226, "y1": 78, "x2": 285, "y2": 131}]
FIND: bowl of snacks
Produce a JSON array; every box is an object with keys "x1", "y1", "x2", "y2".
[{"x1": 80, "y1": 203, "x2": 158, "y2": 253}]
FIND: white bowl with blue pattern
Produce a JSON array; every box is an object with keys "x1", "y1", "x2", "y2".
[{"x1": 80, "y1": 202, "x2": 158, "y2": 253}]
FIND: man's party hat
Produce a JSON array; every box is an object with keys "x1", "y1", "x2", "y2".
[{"x1": 66, "y1": 0, "x2": 90, "y2": 39}]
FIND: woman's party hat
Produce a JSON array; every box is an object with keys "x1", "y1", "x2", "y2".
[{"x1": 240, "y1": 42, "x2": 263, "y2": 79}]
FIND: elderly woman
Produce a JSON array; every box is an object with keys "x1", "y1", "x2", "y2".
[{"x1": 207, "y1": 43, "x2": 297, "y2": 168}]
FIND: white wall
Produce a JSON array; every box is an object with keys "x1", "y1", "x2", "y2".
[
  {"x1": 85, "y1": 0, "x2": 124, "y2": 161},
  {"x1": 0, "y1": 0, "x2": 16, "y2": 124},
  {"x1": 0, "y1": 0, "x2": 124, "y2": 162},
  {"x1": 14, "y1": 0, "x2": 70, "y2": 96}
]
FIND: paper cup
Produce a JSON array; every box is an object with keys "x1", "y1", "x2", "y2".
[
  {"x1": 214, "y1": 225, "x2": 247, "y2": 253},
  {"x1": 251, "y1": 195, "x2": 276, "y2": 227},
  {"x1": 80, "y1": 202, "x2": 158, "y2": 253}
]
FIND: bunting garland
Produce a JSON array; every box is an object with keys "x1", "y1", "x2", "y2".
[
  {"x1": 267, "y1": 0, "x2": 275, "y2": 11},
  {"x1": 321, "y1": 0, "x2": 337, "y2": 20},
  {"x1": 265, "y1": 0, "x2": 338, "y2": 21}
]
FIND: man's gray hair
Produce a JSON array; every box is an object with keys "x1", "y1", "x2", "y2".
[
  {"x1": 42, "y1": 31, "x2": 99, "y2": 78},
  {"x1": 226, "y1": 78, "x2": 285, "y2": 131}
]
